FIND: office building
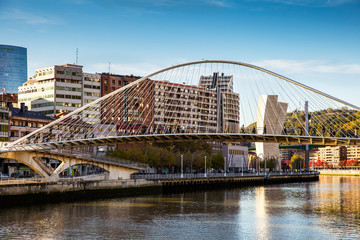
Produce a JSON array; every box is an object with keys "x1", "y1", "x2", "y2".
[
  {"x1": 0, "y1": 44, "x2": 27, "y2": 93},
  {"x1": 18, "y1": 64, "x2": 101, "y2": 121}
]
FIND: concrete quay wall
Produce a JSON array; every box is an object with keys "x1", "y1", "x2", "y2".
[
  {"x1": 0, "y1": 179, "x2": 162, "y2": 207},
  {"x1": 0, "y1": 173, "x2": 319, "y2": 207},
  {"x1": 162, "y1": 174, "x2": 319, "y2": 191}
]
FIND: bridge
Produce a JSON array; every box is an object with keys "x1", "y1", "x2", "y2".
[{"x1": 1, "y1": 60, "x2": 359, "y2": 180}]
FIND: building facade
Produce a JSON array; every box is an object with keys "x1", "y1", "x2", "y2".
[
  {"x1": 100, "y1": 73, "x2": 140, "y2": 96},
  {"x1": 82, "y1": 73, "x2": 101, "y2": 124},
  {"x1": 18, "y1": 64, "x2": 101, "y2": 120},
  {"x1": 0, "y1": 101, "x2": 9, "y2": 142},
  {"x1": 255, "y1": 95, "x2": 288, "y2": 167},
  {"x1": 9, "y1": 103, "x2": 54, "y2": 141},
  {"x1": 0, "y1": 45, "x2": 27, "y2": 93},
  {"x1": 199, "y1": 73, "x2": 239, "y2": 133},
  {"x1": 222, "y1": 144, "x2": 249, "y2": 172},
  {"x1": 153, "y1": 80, "x2": 218, "y2": 133},
  {"x1": 317, "y1": 146, "x2": 348, "y2": 165}
]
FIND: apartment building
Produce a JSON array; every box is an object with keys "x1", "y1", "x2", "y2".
[
  {"x1": 8, "y1": 103, "x2": 54, "y2": 141},
  {"x1": 153, "y1": 80, "x2": 218, "y2": 133},
  {"x1": 18, "y1": 64, "x2": 101, "y2": 122},
  {"x1": 100, "y1": 73, "x2": 140, "y2": 96},
  {"x1": 199, "y1": 73, "x2": 239, "y2": 133},
  {"x1": 317, "y1": 146, "x2": 347, "y2": 165}
]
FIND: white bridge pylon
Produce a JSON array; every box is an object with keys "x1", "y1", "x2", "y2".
[{"x1": 3, "y1": 60, "x2": 360, "y2": 152}]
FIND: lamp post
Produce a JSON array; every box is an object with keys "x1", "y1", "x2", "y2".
[
  {"x1": 204, "y1": 156, "x2": 207, "y2": 177},
  {"x1": 181, "y1": 154, "x2": 183, "y2": 178}
]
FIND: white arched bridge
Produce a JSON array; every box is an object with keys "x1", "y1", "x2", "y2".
[{"x1": 1, "y1": 60, "x2": 360, "y2": 180}]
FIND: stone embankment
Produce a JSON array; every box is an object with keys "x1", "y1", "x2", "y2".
[{"x1": 0, "y1": 173, "x2": 319, "y2": 206}]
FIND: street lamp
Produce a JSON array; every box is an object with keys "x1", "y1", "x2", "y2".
[
  {"x1": 204, "y1": 156, "x2": 207, "y2": 177},
  {"x1": 181, "y1": 154, "x2": 183, "y2": 178}
]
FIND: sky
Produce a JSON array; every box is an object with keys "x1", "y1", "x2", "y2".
[{"x1": 1, "y1": 0, "x2": 360, "y2": 105}]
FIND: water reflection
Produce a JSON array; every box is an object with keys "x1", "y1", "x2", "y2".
[{"x1": 0, "y1": 176, "x2": 360, "y2": 239}]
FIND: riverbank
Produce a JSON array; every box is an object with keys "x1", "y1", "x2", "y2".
[
  {"x1": 0, "y1": 179, "x2": 163, "y2": 207},
  {"x1": 0, "y1": 173, "x2": 319, "y2": 207},
  {"x1": 319, "y1": 169, "x2": 360, "y2": 176}
]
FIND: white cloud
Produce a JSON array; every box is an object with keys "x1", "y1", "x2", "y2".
[
  {"x1": 251, "y1": 59, "x2": 360, "y2": 75},
  {"x1": 0, "y1": 8, "x2": 63, "y2": 25}
]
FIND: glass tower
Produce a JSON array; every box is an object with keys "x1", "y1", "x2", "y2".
[{"x1": 0, "y1": 44, "x2": 27, "y2": 93}]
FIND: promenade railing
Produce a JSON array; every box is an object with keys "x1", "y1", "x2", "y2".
[{"x1": 131, "y1": 171, "x2": 319, "y2": 180}]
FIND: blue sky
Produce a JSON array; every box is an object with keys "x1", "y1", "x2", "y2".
[{"x1": 1, "y1": 0, "x2": 360, "y2": 104}]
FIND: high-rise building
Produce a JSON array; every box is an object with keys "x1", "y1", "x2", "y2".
[
  {"x1": 199, "y1": 73, "x2": 239, "y2": 133},
  {"x1": 0, "y1": 45, "x2": 27, "y2": 93}
]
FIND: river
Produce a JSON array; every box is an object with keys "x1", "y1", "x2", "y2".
[{"x1": 1, "y1": 175, "x2": 360, "y2": 240}]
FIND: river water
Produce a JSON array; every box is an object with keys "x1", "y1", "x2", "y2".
[{"x1": 1, "y1": 175, "x2": 360, "y2": 240}]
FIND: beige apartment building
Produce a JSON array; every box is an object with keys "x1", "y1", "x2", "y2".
[
  {"x1": 317, "y1": 146, "x2": 347, "y2": 165},
  {"x1": 18, "y1": 64, "x2": 101, "y2": 123}
]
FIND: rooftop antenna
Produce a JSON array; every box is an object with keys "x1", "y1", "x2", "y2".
[{"x1": 76, "y1": 48, "x2": 78, "y2": 65}]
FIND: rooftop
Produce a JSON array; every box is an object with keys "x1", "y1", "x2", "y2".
[{"x1": 10, "y1": 105, "x2": 54, "y2": 121}]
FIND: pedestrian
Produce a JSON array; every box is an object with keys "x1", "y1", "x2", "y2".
[
  {"x1": 241, "y1": 124, "x2": 245, "y2": 133},
  {"x1": 263, "y1": 125, "x2": 267, "y2": 134}
]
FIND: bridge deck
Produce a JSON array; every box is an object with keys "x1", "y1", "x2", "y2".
[{"x1": 2, "y1": 133, "x2": 360, "y2": 152}]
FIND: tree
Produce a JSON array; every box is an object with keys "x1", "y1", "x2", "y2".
[
  {"x1": 290, "y1": 154, "x2": 304, "y2": 170},
  {"x1": 211, "y1": 152, "x2": 224, "y2": 169},
  {"x1": 266, "y1": 157, "x2": 277, "y2": 170}
]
